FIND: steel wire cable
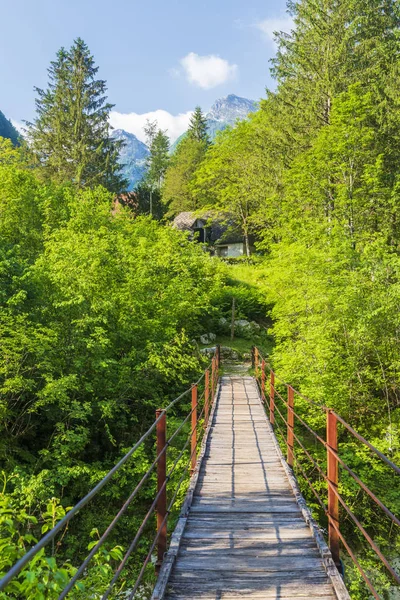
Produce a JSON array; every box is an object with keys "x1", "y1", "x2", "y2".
[{"x1": 0, "y1": 354, "x2": 217, "y2": 593}]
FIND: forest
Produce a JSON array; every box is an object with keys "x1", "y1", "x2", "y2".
[{"x1": 1, "y1": 0, "x2": 400, "y2": 598}]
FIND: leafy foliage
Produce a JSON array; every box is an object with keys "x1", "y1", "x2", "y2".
[
  {"x1": 0, "y1": 148, "x2": 227, "y2": 593},
  {"x1": 163, "y1": 134, "x2": 208, "y2": 215}
]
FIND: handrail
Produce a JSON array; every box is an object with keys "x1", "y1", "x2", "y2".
[
  {"x1": 0, "y1": 348, "x2": 221, "y2": 597},
  {"x1": 252, "y1": 346, "x2": 400, "y2": 598}
]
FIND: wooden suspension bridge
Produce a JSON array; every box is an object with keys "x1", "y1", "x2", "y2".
[{"x1": 0, "y1": 347, "x2": 399, "y2": 599}]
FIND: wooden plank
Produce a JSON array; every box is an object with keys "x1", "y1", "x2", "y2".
[{"x1": 154, "y1": 376, "x2": 349, "y2": 600}]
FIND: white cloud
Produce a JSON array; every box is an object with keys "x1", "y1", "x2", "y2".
[
  {"x1": 179, "y1": 52, "x2": 238, "y2": 90},
  {"x1": 109, "y1": 109, "x2": 193, "y2": 143},
  {"x1": 256, "y1": 17, "x2": 293, "y2": 45}
]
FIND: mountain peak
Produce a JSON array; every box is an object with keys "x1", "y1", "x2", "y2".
[
  {"x1": 0, "y1": 110, "x2": 20, "y2": 145},
  {"x1": 111, "y1": 129, "x2": 149, "y2": 191},
  {"x1": 207, "y1": 95, "x2": 258, "y2": 123}
]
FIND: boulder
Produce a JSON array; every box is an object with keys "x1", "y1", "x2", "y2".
[
  {"x1": 219, "y1": 346, "x2": 240, "y2": 361},
  {"x1": 200, "y1": 333, "x2": 216, "y2": 344},
  {"x1": 235, "y1": 319, "x2": 250, "y2": 328},
  {"x1": 200, "y1": 346, "x2": 217, "y2": 356}
]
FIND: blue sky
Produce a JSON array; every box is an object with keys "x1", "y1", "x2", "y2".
[{"x1": 1, "y1": 0, "x2": 291, "y2": 141}]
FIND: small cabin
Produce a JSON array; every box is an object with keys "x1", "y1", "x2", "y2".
[
  {"x1": 172, "y1": 212, "x2": 249, "y2": 257},
  {"x1": 215, "y1": 241, "x2": 246, "y2": 258},
  {"x1": 172, "y1": 212, "x2": 211, "y2": 243}
]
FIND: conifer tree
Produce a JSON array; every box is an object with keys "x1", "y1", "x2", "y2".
[
  {"x1": 144, "y1": 120, "x2": 170, "y2": 189},
  {"x1": 188, "y1": 107, "x2": 209, "y2": 144},
  {"x1": 27, "y1": 38, "x2": 126, "y2": 192}
]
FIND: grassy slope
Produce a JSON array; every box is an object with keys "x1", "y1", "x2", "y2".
[{"x1": 201, "y1": 259, "x2": 274, "y2": 359}]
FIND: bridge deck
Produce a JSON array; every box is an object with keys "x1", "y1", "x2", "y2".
[{"x1": 157, "y1": 376, "x2": 347, "y2": 599}]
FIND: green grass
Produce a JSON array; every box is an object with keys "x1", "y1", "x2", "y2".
[{"x1": 227, "y1": 260, "x2": 268, "y2": 291}]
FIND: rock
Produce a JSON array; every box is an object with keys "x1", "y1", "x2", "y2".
[
  {"x1": 218, "y1": 317, "x2": 228, "y2": 326},
  {"x1": 200, "y1": 333, "x2": 216, "y2": 344},
  {"x1": 200, "y1": 346, "x2": 217, "y2": 356},
  {"x1": 219, "y1": 346, "x2": 240, "y2": 360},
  {"x1": 235, "y1": 319, "x2": 250, "y2": 328}
]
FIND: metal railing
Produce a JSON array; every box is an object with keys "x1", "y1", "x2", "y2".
[
  {"x1": 252, "y1": 346, "x2": 400, "y2": 599},
  {"x1": 0, "y1": 347, "x2": 221, "y2": 598}
]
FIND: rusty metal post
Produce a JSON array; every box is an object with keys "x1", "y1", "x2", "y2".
[
  {"x1": 204, "y1": 369, "x2": 210, "y2": 429},
  {"x1": 270, "y1": 371, "x2": 275, "y2": 425},
  {"x1": 191, "y1": 385, "x2": 198, "y2": 476},
  {"x1": 327, "y1": 410, "x2": 340, "y2": 567},
  {"x1": 254, "y1": 347, "x2": 259, "y2": 379},
  {"x1": 287, "y1": 386, "x2": 294, "y2": 467},
  {"x1": 211, "y1": 357, "x2": 216, "y2": 401},
  {"x1": 155, "y1": 409, "x2": 167, "y2": 574},
  {"x1": 261, "y1": 359, "x2": 266, "y2": 402}
]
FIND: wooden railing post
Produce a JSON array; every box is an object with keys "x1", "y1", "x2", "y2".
[
  {"x1": 191, "y1": 385, "x2": 198, "y2": 476},
  {"x1": 254, "y1": 347, "x2": 259, "y2": 379},
  {"x1": 270, "y1": 371, "x2": 275, "y2": 425},
  {"x1": 251, "y1": 346, "x2": 255, "y2": 369},
  {"x1": 287, "y1": 386, "x2": 294, "y2": 467},
  {"x1": 211, "y1": 357, "x2": 216, "y2": 401},
  {"x1": 327, "y1": 410, "x2": 340, "y2": 567},
  {"x1": 155, "y1": 409, "x2": 167, "y2": 575},
  {"x1": 204, "y1": 369, "x2": 210, "y2": 429},
  {"x1": 261, "y1": 359, "x2": 266, "y2": 402}
]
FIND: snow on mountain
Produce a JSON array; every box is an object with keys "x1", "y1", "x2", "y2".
[{"x1": 114, "y1": 95, "x2": 258, "y2": 189}]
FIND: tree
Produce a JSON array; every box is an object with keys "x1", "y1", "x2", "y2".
[
  {"x1": 27, "y1": 38, "x2": 126, "y2": 192},
  {"x1": 134, "y1": 180, "x2": 165, "y2": 220},
  {"x1": 162, "y1": 135, "x2": 209, "y2": 215},
  {"x1": 188, "y1": 106, "x2": 209, "y2": 144},
  {"x1": 191, "y1": 119, "x2": 270, "y2": 256},
  {"x1": 144, "y1": 120, "x2": 170, "y2": 189}
]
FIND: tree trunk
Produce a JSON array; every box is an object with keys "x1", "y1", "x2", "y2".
[{"x1": 244, "y1": 231, "x2": 251, "y2": 257}]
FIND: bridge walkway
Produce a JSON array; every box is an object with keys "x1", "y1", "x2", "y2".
[{"x1": 154, "y1": 375, "x2": 348, "y2": 600}]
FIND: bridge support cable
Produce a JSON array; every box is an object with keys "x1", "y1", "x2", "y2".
[
  {"x1": 0, "y1": 348, "x2": 221, "y2": 598},
  {"x1": 253, "y1": 347, "x2": 400, "y2": 597}
]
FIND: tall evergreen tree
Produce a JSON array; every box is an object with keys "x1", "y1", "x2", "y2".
[
  {"x1": 27, "y1": 38, "x2": 126, "y2": 192},
  {"x1": 188, "y1": 107, "x2": 210, "y2": 144},
  {"x1": 144, "y1": 120, "x2": 170, "y2": 189}
]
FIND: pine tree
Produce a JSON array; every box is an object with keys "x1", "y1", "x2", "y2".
[
  {"x1": 27, "y1": 38, "x2": 126, "y2": 192},
  {"x1": 188, "y1": 107, "x2": 209, "y2": 144},
  {"x1": 144, "y1": 120, "x2": 170, "y2": 189}
]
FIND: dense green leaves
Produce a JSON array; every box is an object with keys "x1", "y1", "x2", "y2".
[
  {"x1": 163, "y1": 134, "x2": 208, "y2": 215},
  {"x1": 0, "y1": 157, "x2": 227, "y2": 593}
]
